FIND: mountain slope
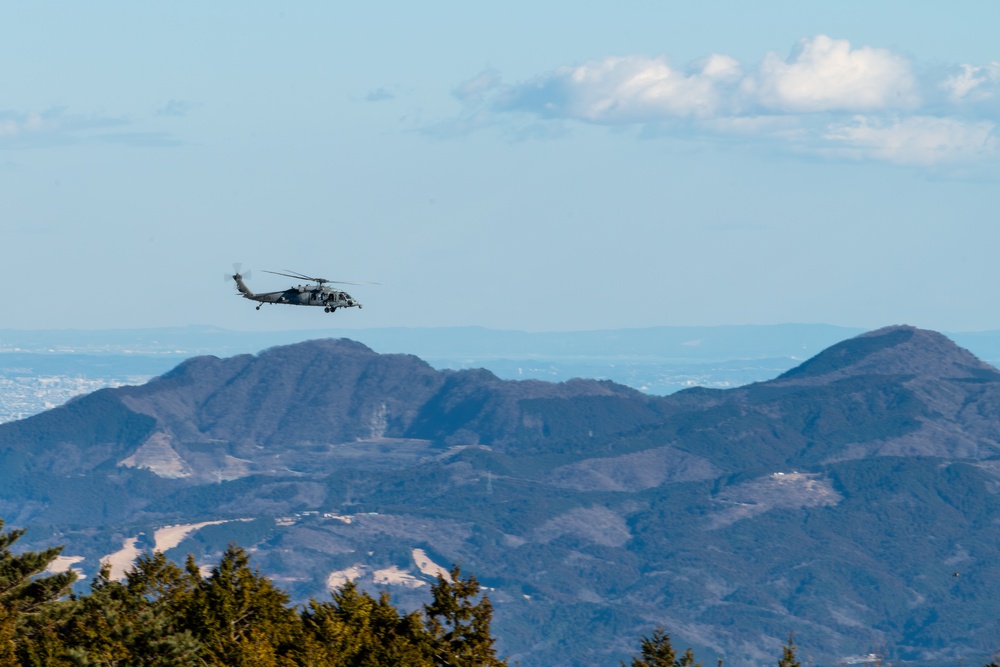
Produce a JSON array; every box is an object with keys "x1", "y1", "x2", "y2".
[
  {"x1": 0, "y1": 338, "x2": 665, "y2": 483},
  {"x1": 635, "y1": 326, "x2": 1000, "y2": 472},
  {"x1": 1, "y1": 326, "x2": 999, "y2": 666}
]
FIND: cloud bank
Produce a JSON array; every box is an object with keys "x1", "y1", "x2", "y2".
[
  {"x1": 444, "y1": 35, "x2": 1000, "y2": 166},
  {"x1": 0, "y1": 108, "x2": 177, "y2": 150}
]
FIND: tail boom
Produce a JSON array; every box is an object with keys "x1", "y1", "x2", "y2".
[{"x1": 233, "y1": 274, "x2": 255, "y2": 299}]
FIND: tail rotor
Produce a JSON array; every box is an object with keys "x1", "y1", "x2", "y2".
[{"x1": 226, "y1": 263, "x2": 252, "y2": 282}]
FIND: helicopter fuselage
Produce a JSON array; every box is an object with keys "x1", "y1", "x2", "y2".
[{"x1": 232, "y1": 273, "x2": 362, "y2": 312}]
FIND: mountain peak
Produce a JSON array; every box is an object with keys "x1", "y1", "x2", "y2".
[{"x1": 775, "y1": 325, "x2": 1000, "y2": 383}]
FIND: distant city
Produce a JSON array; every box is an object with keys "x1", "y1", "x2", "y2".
[{"x1": 0, "y1": 375, "x2": 146, "y2": 424}]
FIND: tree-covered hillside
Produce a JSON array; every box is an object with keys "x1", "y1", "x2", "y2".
[{"x1": 4, "y1": 326, "x2": 1000, "y2": 665}]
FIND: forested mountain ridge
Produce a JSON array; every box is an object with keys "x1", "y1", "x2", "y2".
[
  {"x1": 1, "y1": 326, "x2": 1000, "y2": 666},
  {"x1": 0, "y1": 337, "x2": 663, "y2": 481}
]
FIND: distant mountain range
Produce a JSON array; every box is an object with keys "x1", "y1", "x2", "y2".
[
  {"x1": 10, "y1": 323, "x2": 1000, "y2": 409},
  {"x1": 0, "y1": 323, "x2": 869, "y2": 359},
  {"x1": 2, "y1": 326, "x2": 1000, "y2": 666},
  {"x1": 0, "y1": 323, "x2": 868, "y2": 422}
]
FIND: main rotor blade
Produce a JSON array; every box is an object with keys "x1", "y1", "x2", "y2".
[
  {"x1": 262, "y1": 269, "x2": 380, "y2": 286},
  {"x1": 280, "y1": 269, "x2": 317, "y2": 280},
  {"x1": 323, "y1": 280, "x2": 381, "y2": 286},
  {"x1": 263, "y1": 269, "x2": 319, "y2": 281}
]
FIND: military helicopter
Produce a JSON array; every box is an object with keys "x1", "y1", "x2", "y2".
[{"x1": 229, "y1": 267, "x2": 376, "y2": 313}]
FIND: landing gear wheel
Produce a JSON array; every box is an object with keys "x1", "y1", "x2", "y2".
[{"x1": 256, "y1": 305, "x2": 262, "y2": 311}]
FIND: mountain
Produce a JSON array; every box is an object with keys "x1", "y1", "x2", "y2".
[
  {"x1": 0, "y1": 339, "x2": 661, "y2": 482},
  {"x1": 0, "y1": 323, "x2": 872, "y2": 409},
  {"x1": 2, "y1": 326, "x2": 1000, "y2": 666}
]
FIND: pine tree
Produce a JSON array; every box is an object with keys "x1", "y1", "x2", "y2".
[
  {"x1": 185, "y1": 544, "x2": 300, "y2": 666},
  {"x1": 624, "y1": 629, "x2": 670, "y2": 667},
  {"x1": 54, "y1": 562, "x2": 202, "y2": 667},
  {"x1": 300, "y1": 580, "x2": 433, "y2": 666},
  {"x1": 777, "y1": 634, "x2": 800, "y2": 667},
  {"x1": 0, "y1": 518, "x2": 77, "y2": 664},
  {"x1": 424, "y1": 566, "x2": 505, "y2": 667},
  {"x1": 0, "y1": 519, "x2": 77, "y2": 615},
  {"x1": 677, "y1": 648, "x2": 700, "y2": 667},
  {"x1": 125, "y1": 550, "x2": 199, "y2": 609},
  {"x1": 623, "y1": 629, "x2": 704, "y2": 667},
  {"x1": 0, "y1": 604, "x2": 16, "y2": 666}
]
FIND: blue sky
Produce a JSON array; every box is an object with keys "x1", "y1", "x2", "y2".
[{"x1": 3, "y1": 2, "x2": 1000, "y2": 332}]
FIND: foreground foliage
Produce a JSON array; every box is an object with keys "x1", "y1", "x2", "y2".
[
  {"x1": 1, "y1": 520, "x2": 505, "y2": 666},
  {"x1": 3, "y1": 520, "x2": 998, "y2": 667}
]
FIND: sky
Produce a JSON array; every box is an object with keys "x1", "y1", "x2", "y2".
[{"x1": 2, "y1": 2, "x2": 1000, "y2": 333}]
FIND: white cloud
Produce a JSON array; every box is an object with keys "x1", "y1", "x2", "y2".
[
  {"x1": 453, "y1": 69, "x2": 502, "y2": 102},
  {"x1": 23, "y1": 111, "x2": 46, "y2": 131},
  {"x1": 439, "y1": 35, "x2": 1000, "y2": 167},
  {"x1": 502, "y1": 36, "x2": 916, "y2": 122},
  {"x1": 0, "y1": 108, "x2": 168, "y2": 149},
  {"x1": 823, "y1": 115, "x2": 997, "y2": 165},
  {"x1": 502, "y1": 53, "x2": 742, "y2": 122},
  {"x1": 0, "y1": 111, "x2": 52, "y2": 138},
  {"x1": 365, "y1": 88, "x2": 395, "y2": 102},
  {"x1": 155, "y1": 99, "x2": 196, "y2": 116},
  {"x1": 941, "y1": 62, "x2": 1000, "y2": 103},
  {"x1": 750, "y1": 35, "x2": 918, "y2": 112}
]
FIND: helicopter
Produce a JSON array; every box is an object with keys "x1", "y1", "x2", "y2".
[{"x1": 229, "y1": 268, "x2": 375, "y2": 313}]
